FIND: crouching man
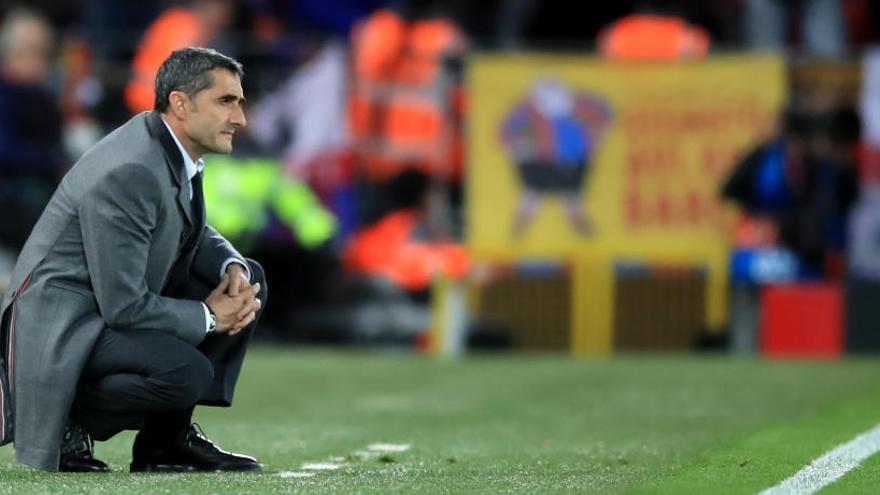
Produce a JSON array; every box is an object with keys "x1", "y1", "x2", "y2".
[{"x1": 0, "y1": 47, "x2": 267, "y2": 472}]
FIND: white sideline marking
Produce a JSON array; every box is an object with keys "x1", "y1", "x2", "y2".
[
  {"x1": 278, "y1": 471, "x2": 316, "y2": 479},
  {"x1": 301, "y1": 462, "x2": 345, "y2": 471},
  {"x1": 280, "y1": 442, "x2": 411, "y2": 481},
  {"x1": 760, "y1": 423, "x2": 880, "y2": 495},
  {"x1": 368, "y1": 443, "x2": 411, "y2": 453}
]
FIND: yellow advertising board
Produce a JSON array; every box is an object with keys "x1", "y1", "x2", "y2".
[
  {"x1": 467, "y1": 54, "x2": 785, "y2": 256},
  {"x1": 465, "y1": 54, "x2": 786, "y2": 352}
]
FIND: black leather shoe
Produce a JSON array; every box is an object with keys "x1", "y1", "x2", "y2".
[
  {"x1": 130, "y1": 423, "x2": 261, "y2": 473},
  {"x1": 59, "y1": 420, "x2": 110, "y2": 473}
]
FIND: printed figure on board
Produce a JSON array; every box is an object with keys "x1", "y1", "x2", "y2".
[{"x1": 500, "y1": 79, "x2": 613, "y2": 237}]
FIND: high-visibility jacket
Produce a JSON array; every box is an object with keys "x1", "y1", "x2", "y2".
[
  {"x1": 598, "y1": 14, "x2": 709, "y2": 60},
  {"x1": 202, "y1": 156, "x2": 337, "y2": 250},
  {"x1": 344, "y1": 209, "x2": 470, "y2": 290},
  {"x1": 349, "y1": 9, "x2": 467, "y2": 180},
  {"x1": 125, "y1": 8, "x2": 206, "y2": 113}
]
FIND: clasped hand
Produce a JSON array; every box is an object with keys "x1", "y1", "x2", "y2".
[{"x1": 205, "y1": 265, "x2": 261, "y2": 335}]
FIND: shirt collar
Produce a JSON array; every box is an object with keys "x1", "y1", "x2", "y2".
[{"x1": 160, "y1": 117, "x2": 204, "y2": 181}]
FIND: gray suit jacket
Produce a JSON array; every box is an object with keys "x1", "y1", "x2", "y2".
[{"x1": 0, "y1": 111, "x2": 244, "y2": 470}]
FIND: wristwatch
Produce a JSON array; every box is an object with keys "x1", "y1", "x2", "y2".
[{"x1": 207, "y1": 306, "x2": 218, "y2": 334}]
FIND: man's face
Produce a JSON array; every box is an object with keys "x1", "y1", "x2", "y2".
[
  {"x1": 182, "y1": 68, "x2": 246, "y2": 155},
  {"x1": 3, "y1": 18, "x2": 53, "y2": 84}
]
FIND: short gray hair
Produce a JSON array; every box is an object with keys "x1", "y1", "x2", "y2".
[{"x1": 154, "y1": 46, "x2": 243, "y2": 112}]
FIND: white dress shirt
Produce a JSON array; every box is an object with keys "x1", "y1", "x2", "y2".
[{"x1": 161, "y1": 118, "x2": 250, "y2": 333}]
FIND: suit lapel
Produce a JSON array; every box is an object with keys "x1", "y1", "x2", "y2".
[{"x1": 145, "y1": 111, "x2": 193, "y2": 226}]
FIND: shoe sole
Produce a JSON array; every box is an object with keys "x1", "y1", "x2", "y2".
[
  {"x1": 212, "y1": 463, "x2": 262, "y2": 473},
  {"x1": 130, "y1": 464, "x2": 197, "y2": 473},
  {"x1": 130, "y1": 463, "x2": 262, "y2": 473}
]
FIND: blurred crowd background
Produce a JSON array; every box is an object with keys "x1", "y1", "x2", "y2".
[{"x1": 0, "y1": 0, "x2": 879, "y2": 356}]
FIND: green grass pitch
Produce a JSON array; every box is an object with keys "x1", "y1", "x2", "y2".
[{"x1": 1, "y1": 348, "x2": 880, "y2": 493}]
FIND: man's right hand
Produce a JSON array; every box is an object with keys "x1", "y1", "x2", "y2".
[{"x1": 205, "y1": 273, "x2": 261, "y2": 333}]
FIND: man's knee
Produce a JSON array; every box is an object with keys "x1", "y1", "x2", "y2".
[
  {"x1": 150, "y1": 349, "x2": 214, "y2": 408},
  {"x1": 245, "y1": 258, "x2": 268, "y2": 303}
]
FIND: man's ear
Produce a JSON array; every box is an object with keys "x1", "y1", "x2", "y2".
[{"x1": 168, "y1": 91, "x2": 189, "y2": 120}]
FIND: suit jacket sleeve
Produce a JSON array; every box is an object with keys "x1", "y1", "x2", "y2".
[
  {"x1": 78, "y1": 163, "x2": 207, "y2": 345},
  {"x1": 192, "y1": 224, "x2": 247, "y2": 286}
]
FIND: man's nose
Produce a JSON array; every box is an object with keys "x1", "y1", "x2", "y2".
[{"x1": 231, "y1": 105, "x2": 246, "y2": 128}]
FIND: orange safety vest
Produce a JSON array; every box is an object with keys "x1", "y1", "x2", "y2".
[
  {"x1": 344, "y1": 209, "x2": 470, "y2": 290},
  {"x1": 349, "y1": 10, "x2": 467, "y2": 181},
  {"x1": 125, "y1": 8, "x2": 206, "y2": 113},
  {"x1": 598, "y1": 14, "x2": 709, "y2": 60}
]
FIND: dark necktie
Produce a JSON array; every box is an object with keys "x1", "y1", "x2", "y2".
[
  {"x1": 181, "y1": 171, "x2": 205, "y2": 253},
  {"x1": 189, "y1": 170, "x2": 205, "y2": 231},
  {"x1": 163, "y1": 171, "x2": 205, "y2": 295}
]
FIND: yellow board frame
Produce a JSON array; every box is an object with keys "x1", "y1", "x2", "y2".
[{"x1": 570, "y1": 240, "x2": 729, "y2": 355}]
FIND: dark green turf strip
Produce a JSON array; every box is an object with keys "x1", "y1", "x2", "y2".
[
  {"x1": 0, "y1": 350, "x2": 879, "y2": 493},
  {"x1": 636, "y1": 385, "x2": 880, "y2": 494}
]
